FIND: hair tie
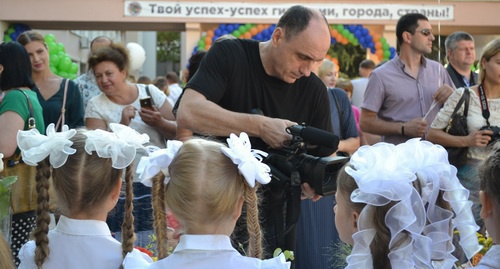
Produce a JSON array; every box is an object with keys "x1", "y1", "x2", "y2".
[
  {"x1": 17, "y1": 123, "x2": 77, "y2": 168},
  {"x1": 136, "y1": 140, "x2": 183, "y2": 187},
  {"x1": 221, "y1": 132, "x2": 271, "y2": 188},
  {"x1": 84, "y1": 123, "x2": 150, "y2": 169}
]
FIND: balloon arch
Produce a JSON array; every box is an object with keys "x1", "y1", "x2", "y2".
[{"x1": 193, "y1": 23, "x2": 396, "y2": 67}]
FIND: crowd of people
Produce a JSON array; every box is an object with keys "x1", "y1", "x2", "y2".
[{"x1": 1, "y1": 4, "x2": 499, "y2": 269}]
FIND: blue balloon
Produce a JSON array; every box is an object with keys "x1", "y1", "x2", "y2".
[
  {"x1": 219, "y1": 24, "x2": 226, "y2": 31},
  {"x1": 226, "y1": 25, "x2": 234, "y2": 32},
  {"x1": 10, "y1": 32, "x2": 18, "y2": 40},
  {"x1": 354, "y1": 30, "x2": 361, "y2": 37},
  {"x1": 358, "y1": 36, "x2": 365, "y2": 44},
  {"x1": 214, "y1": 29, "x2": 222, "y2": 36},
  {"x1": 390, "y1": 47, "x2": 396, "y2": 53},
  {"x1": 212, "y1": 36, "x2": 218, "y2": 42},
  {"x1": 370, "y1": 47, "x2": 376, "y2": 54},
  {"x1": 222, "y1": 30, "x2": 229, "y2": 35},
  {"x1": 331, "y1": 37, "x2": 337, "y2": 45},
  {"x1": 362, "y1": 28, "x2": 369, "y2": 36},
  {"x1": 269, "y1": 25, "x2": 276, "y2": 32},
  {"x1": 356, "y1": 25, "x2": 363, "y2": 31},
  {"x1": 365, "y1": 35, "x2": 372, "y2": 43}
]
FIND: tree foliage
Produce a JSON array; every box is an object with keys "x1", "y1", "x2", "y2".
[{"x1": 157, "y1": 32, "x2": 181, "y2": 62}]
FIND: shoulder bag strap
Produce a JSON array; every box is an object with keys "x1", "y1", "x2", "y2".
[
  {"x1": 16, "y1": 89, "x2": 36, "y2": 130},
  {"x1": 55, "y1": 78, "x2": 69, "y2": 130},
  {"x1": 145, "y1": 85, "x2": 156, "y2": 107},
  {"x1": 446, "y1": 88, "x2": 470, "y2": 132},
  {"x1": 329, "y1": 88, "x2": 345, "y2": 139}
]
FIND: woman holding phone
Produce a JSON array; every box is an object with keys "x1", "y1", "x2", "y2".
[{"x1": 84, "y1": 43, "x2": 176, "y2": 248}]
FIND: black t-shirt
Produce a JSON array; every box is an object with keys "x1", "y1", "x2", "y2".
[{"x1": 186, "y1": 39, "x2": 333, "y2": 156}]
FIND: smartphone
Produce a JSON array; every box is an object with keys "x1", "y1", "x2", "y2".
[{"x1": 140, "y1": 97, "x2": 153, "y2": 109}]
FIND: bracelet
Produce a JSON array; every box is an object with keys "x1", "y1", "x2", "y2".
[{"x1": 401, "y1": 123, "x2": 405, "y2": 136}]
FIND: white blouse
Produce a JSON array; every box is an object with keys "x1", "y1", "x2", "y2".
[
  {"x1": 431, "y1": 87, "x2": 500, "y2": 161},
  {"x1": 85, "y1": 83, "x2": 167, "y2": 148},
  {"x1": 123, "y1": 234, "x2": 291, "y2": 269},
  {"x1": 18, "y1": 216, "x2": 150, "y2": 269}
]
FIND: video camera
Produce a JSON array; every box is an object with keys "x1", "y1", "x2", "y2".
[{"x1": 264, "y1": 124, "x2": 349, "y2": 196}]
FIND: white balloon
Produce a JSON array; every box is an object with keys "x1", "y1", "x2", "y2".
[{"x1": 126, "y1": 42, "x2": 146, "y2": 71}]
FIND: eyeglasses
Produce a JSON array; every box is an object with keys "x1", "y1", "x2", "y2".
[{"x1": 416, "y1": 29, "x2": 433, "y2": 37}]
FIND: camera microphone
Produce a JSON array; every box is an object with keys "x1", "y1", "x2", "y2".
[{"x1": 287, "y1": 125, "x2": 339, "y2": 152}]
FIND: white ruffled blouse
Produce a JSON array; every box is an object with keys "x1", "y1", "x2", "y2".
[{"x1": 123, "y1": 234, "x2": 291, "y2": 269}]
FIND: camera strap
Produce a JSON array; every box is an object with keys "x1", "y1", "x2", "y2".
[{"x1": 478, "y1": 84, "x2": 491, "y2": 127}]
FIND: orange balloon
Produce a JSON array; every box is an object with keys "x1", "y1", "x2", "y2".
[
  {"x1": 375, "y1": 42, "x2": 383, "y2": 49},
  {"x1": 330, "y1": 29, "x2": 336, "y2": 37},
  {"x1": 257, "y1": 24, "x2": 264, "y2": 32},
  {"x1": 341, "y1": 39, "x2": 349, "y2": 45},
  {"x1": 206, "y1": 30, "x2": 214, "y2": 37},
  {"x1": 250, "y1": 27, "x2": 258, "y2": 36},
  {"x1": 205, "y1": 36, "x2": 212, "y2": 45},
  {"x1": 332, "y1": 58, "x2": 339, "y2": 65},
  {"x1": 205, "y1": 45, "x2": 211, "y2": 50},
  {"x1": 332, "y1": 29, "x2": 339, "y2": 36},
  {"x1": 376, "y1": 50, "x2": 384, "y2": 60},
  {"x1": 243, "y1": 32, "x2": 252, "y2": 39},
  {"x1": 325, "y1": 54, "x2": 331, "y2": 60}
]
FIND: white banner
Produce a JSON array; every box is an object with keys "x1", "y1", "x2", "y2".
[{"x1": 124, "y1": 1, "x2": 454, "y2": 20}]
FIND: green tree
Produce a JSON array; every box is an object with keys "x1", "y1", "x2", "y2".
[{"x1": 157, "y1": 32, "x2": 180, "y2": 62}]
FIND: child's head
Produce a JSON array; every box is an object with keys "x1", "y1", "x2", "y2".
[
  {"x1": 18, "y1": 123, "x2": 149, "y2": 268},
  {"x1": 478, "y1": 148, "x2": 500, "y2": 242},
  {"x1": 138, "y1": 133, "x2": 271, "y2": 259},
  {"x1": 335, "y1": 139, "x2": 481, "y2": 268}
]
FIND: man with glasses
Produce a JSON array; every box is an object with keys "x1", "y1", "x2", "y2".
[
  {"x1": 445, "y1": 31, "x2": 478, "y2": 88},
  {"x1": 360, "y1": 13, "x2": 455, "y2": 144}
]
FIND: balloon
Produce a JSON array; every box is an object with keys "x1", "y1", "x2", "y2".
[
  {"x1": 70, "y1": 62, "x2": 79, "y2": 74},
  {"x1": 204, "y1": 36, "x2": 212, "y2": 45},
  {"x1": 245, "y1": 23, "x2": 252, "y2": 31},
  {"x1": 197, "y1": 40, "x2": 205, "y2": 48},
  {"x1": 7, "y1": 27, "x2": 15, "y2": 35},
  {"x1": 44, "y1": 34, "x2": 56, "y2": 43},
  {"x1": 57, "y1": 42, "x2": 66, "y2": 53},
  {"x1": 226, "y1": 25, "x2": 234, "y2": 32},
  {"x1": 383, "y1": 50, "x2": 391, "y2": 59},
  {"x1": 69, "y1": 74, "x2": 77, "y2": 80},
  {"x1": 243, "y1": 32, "x2": 252, "y2": 39},
  {"x1": 342, "y1": 29, "x2": 349, "y2": 37},
  {"x1": 206, "y1": 30, "x2": 214, "y2": 37},
  {"x1": 232, "y1": 30, "x2": 241, "y2": 37},
  {"x1": 50, "y1": 66, "x2": 58, "y2": 74},
  {"x1": 214, "y1": 29, "x2": 222, "y2": 36},
  {"x1": 382, "y1": 43, "x2": 390, "y2": 50},
  {"x1": 50, "y1": 54, "x2": 60, "y2": 66},
  {"x1": 3, "y1": 36, "x2": 12, "y2": 42},
  {"x1": 59, "y1": 71, "x2": 69, "y2": 78},
  {"x1": 375, "y1": 42, "x2": 383, "y2": 49},
  {"x1": 58, "y1": 56, "x2": 71, "y2": 71},
  {"x1": 336, "y1": 25, "x2": 344, "y2": 31},
  {"x1": 126, "y1": 42, "x2": 146, "y2": 71},
  {"x1": 255, "y1": 33, "x2": 263, "y2": 40},
  {"x1": 47, "y1": 41, "x2": 58, "y2": 54},
  {"x1": 250, "y1": 27, "x2": 258, "y2": 36},
  {"x1": 238, "y1": 25, "x2": 246, "y2": 33}
]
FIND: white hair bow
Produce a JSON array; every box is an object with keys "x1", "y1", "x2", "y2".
[
  {"x1": 221, "y1": 133, "x2": 271, "y2": 188},
  {"x1": 84, "y1": 123, "x2": 150, "y2": 169},
  {"x1": 17, "y1": 123, "x2": 77, "y2": 168},
  {"x1": 136, "y1": 140, "x2": 183, "y2": 187}
]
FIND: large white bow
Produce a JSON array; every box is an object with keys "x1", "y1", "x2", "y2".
[
  {"x1": 221, "y1": 133, "x2": 271, "y2": 188},
  {"x1": 84, "y1": 123, "x2": 150, "y2": 169},
  {"x1": 136, "y1": 140, "x2": 183, "y2": 187},
  {"x1": 17, "y1": 123, "x2": 77, "y2": 168}
]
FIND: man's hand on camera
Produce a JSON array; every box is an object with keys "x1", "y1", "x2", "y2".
[
  {"x1": 301, "y1": 183, "x2": 322, "y2": 202},
  {"x1": 259, "y1": 117, "x2": 296, "y2": 148}
]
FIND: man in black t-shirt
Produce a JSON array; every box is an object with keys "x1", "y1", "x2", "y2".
[{"x1": 176, "y1": 5, "x2": 333, "y2": 260}]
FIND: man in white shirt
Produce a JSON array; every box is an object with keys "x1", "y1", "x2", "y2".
[
  {"x1": 166, "y1": 71, "x2": 182, "y2": 106},
  {"x1": 350, "y1": 59, "x2": 374, "y2": 107}
]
